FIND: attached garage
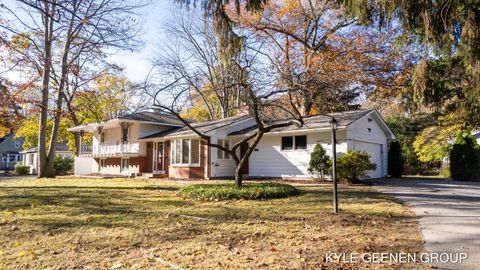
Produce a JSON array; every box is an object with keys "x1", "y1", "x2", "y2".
[
  {"x1": 351, "y1": 141, "x2": 384, "y2": 178},
  {"x1": 229, "y1": 109, "x2": 394, "y2": 179}
]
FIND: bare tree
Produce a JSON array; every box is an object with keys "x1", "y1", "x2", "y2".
[
  {"x1": 147, "y1": 7, "x2": 304, "y2": 187},
  {"x1": 1, "y1": 0, "x2": 147, "y2": 177},
  {"x1": 151, "y1": 9, "x2": 249, "y2": 120},
  {"x1": 63, "y1": 60, "x2": 149, "y2": 155}
]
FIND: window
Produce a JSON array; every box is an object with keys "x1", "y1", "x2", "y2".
[
  {"x1": 217, "y1": 139, "x2": 224, "y2": 159},
  {"x1": 100, "y1": 132, "x2": 105, "y2": 143},
  {"x1": 171, "y1": 139, "x2": 201, "y2": 165},
  {"x1": 8, "y1": 155, "x2": 16, "y2": 162},
  {"x1": 281, "y1": 136, "x2": 294, "y2": 150},
  {"x1": 174, "y1": 139, "x2": 181, "y2": 164},
  {"x1": 217, "y1": 139, "x2": 231, "y2": 159},
  {"x1": 281, "y1": 135, "x2": 307, "y2": 150},
  {"x1": 182, "y1": 139, "x2": 190, "y2": 163},
  {"x1": 121, "y1": 158, "x2": 129, "y2": 172},
  {"x1": 14, "y1": 141, "x2": 21, "y2": 149},
  {"x1": 28, "y1": 154, "x2": 34, "y2": 165},
  {"x1": 295, "y1": 136, "x2": 307, "y2": 150}
]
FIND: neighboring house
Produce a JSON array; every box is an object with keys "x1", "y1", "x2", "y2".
[
  {"x1": 0, "y1": 134, "x2": 24, "y2": 171},
  {"x1": 69, "y1": 109, "x2": 394, "y2": 179},
  {"x1": 21, "y1": 143, "x2": 74, "y2": 174},
  {"x1": 443, "y1": 130, "x2": 480, "y2": 167}
]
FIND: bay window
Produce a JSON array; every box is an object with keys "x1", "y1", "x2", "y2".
[{"x1": 171, "y1": 138, "x2": 201, "y2": 166}]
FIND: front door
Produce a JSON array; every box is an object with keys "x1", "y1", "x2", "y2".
[{"x1": 155, "y1": 142, "x2": 164, "y2": 172}]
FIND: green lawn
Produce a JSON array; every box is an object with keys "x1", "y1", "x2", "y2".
[{"x1": 0, "y1": 178, "x2": 426, "y2": 269}]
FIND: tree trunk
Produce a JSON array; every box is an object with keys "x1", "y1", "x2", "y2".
[
  {"x1": 68, "y1": 110, "x2": 81, "y2": 156},
  {"x1": 37, "y1": 2, "x2": 54, "y2": 178},
  {"x1": 73, "y1": 131, "x2": 81, "y2": 156},
  {"x1": 234, "y1": 169, "x2": 243, "y2": 188},
  {"x1": 303, "y1": 98, "x2": 313, "y2": 116},
  {"x1": 46, "y1": 7, "x2": 76, "y2": 177},
  {"x1": 46, "y1": 95, "x2": 63, "y2": 177}
]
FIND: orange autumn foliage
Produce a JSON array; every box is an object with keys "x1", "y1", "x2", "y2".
[{"x1": 229, "y1": 0, "x2": 413, "y2": 115}]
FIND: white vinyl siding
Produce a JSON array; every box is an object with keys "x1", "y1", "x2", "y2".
[{"x1": 249, "y1": 131, "x2": 348, "y2": 178}]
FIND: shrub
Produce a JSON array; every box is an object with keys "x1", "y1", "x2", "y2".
[
  {"x1": 14, "y1": 163, "x2": 30, "y2": 175},
  {"x1": 308, "y1": 144, "x2": 331, "y2": 178},
  {"x1": 439, "y1": 166, "x2": 451, "y2": 178},
  {"x1": 54, "y1": 156, "x2": 74, "y2": 176},
  {"x1": 336, "y1": 150, "x2": 376, "y2": 184},
  {"x1": 450, "y1": 132, "x2": 480, "y2": 181},
  {"x1": 387, "y1": 140, "x2": 404, "y2": 177},
  {"x1": 178, "y1": 182, "x2": 300, "y2": 201}
]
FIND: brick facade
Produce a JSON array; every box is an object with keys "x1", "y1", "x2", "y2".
[{"x1": 168, "y1": 139, "x2": 209, "y2": 179}]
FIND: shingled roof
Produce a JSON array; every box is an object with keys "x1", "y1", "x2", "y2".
[
  {"x1": 228, "y1": 109, "x2": 375, "y2": 136},
  {"x1": 139, "y1": 115, "x2": 252, "y2": 139},
  {"x1": 117, "y1": 111, "x2": 186, "y2": 126},
  {"x1": 21, "y1": 142, "x2": 71, "y2": 153}
]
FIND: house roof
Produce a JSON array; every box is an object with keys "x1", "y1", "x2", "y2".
[
  {"x1": 116, "y1": 111, "x2": 186, "y2": 126},
  {"x1": 68, "y1": 111, "x2": 186, "y2": 132},
  {"x1": 228, "y1": 109, "x2": 375, "y2": 136},
  {"x1": 0, "y1": 134, "x2": 13, "y2": 145},
  {"x1": 21, "y1": 142, "x2": 71, "y2": 153},
  {"x1": 138, "y1": 115, "x2": 252, "y2": 139}
]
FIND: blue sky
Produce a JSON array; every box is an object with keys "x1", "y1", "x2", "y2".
[
  {"x1": 107, "y1": 1, "x2": 173, "y2": 82},
  {"x1": 1, "y1": 0, "x2": 178, "y2": 83}
]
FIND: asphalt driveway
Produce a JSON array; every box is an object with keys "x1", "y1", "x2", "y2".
[{"x1": 373, "y1": 178, "x2": 480, "y2": 270}]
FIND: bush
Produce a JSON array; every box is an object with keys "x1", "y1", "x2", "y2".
[
  {"x1": 336, "y1": 150, "x2": 376, "y2": 184},
  {"x1": 308, "y1": 144, "x2": 331, "y2": 178},
  {"x1": 439, "y1": 166, "x2": 451, "y2": 178},
  {"x1": 387, "y1": 140, "x2": 404, "y2": 177},
  {"x1": 54, "y1": 156, "x2": 74, "y2": 176},
  {"x1": 14, "y1": 163, "x2": 30, "y2": 175},
  {"x1": 450, "y1": 132, "x2": 480, "y2": 181},
  {"x1": 178, "y1": 182, "x2": 300, "y2": 201}
]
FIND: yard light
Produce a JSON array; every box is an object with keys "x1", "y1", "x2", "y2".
[{"x1": 330, "y1": 117, "x2": 338, "y2": 214}]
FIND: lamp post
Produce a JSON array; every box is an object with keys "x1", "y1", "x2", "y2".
[{"x1": 330, "y1": 117, "x2": 339, "y2": 213}]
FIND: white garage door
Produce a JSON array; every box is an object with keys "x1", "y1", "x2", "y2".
[{"x1": 353, "y1": 141, "x2": 383, "y2": 178}]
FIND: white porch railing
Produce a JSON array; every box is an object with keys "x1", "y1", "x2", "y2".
[
  {"x1": 80, "y1": 144, "x2": 92, "y2": 154},
  {"x1": 82, "y1": 141, "x2": 140, "y2": 156}
]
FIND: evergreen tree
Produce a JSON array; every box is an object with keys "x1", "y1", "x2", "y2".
[
  {"x1": 388, "y1": 140, "x2": 404, "y2": 177},
  {"x1": 450, "y1": 132, "x2": 480, "y2": 181},
  {"x1": 308, "y1": 144, "x2": 331, "y2": 179}
]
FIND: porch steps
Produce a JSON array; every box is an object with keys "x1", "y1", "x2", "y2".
[{"x1": 137, "y1": 173, "x2": 168, "y2": 179}]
